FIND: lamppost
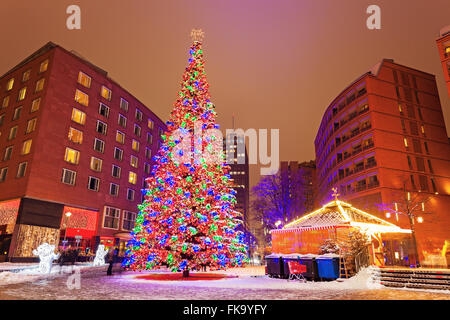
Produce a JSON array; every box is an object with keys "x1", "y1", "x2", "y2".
[
  {"x1": 275, "y1": 220, "x2": 282, "y2": 229},
  {"x1": 63, "y1": 212, "x2": 72, "y2": 248}
]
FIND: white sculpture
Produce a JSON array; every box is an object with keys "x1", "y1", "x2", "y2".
[
  {"x1": 32, "y1": 243, "x2": 60, "y2": 274},
  {"x1": 93, "y1": 244, "x2": 108, "y2": 266}
]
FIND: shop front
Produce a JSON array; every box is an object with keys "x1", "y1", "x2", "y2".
[{"x1": 0, "y1": 199, "x2": 20, "y2": 262}]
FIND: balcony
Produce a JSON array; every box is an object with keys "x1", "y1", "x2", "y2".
[
  {"x1": 351, "y1": 147, "x2": 362, "y2": 156},
  {"x1": 365, "y1": 160, "x2": 377, "y2": 169},
  {"x1": 367, "y1": 181, "x2": 380, "y2": 189},
  {"x1": 354, "y1": 165, "x2": 365, "y2": 174},
  {"x1": 360, "y1": 124, "x2": 372, "y2": 133},
  {"x1": 363, "y1": 141, "x2": 374, "y2": 151},
  {"x1": 355, "y1": 184, "x2": 367, "y2": 192}
]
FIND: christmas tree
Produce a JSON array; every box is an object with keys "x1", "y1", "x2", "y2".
[{"x1": 123, "y1": 30, "x2": 248, "y2": 273}]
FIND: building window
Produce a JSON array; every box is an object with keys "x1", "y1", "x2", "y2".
[
  {"x1": 403, "y1": 137, "x2": 408, "y2": 148},
  {"x1": 12, "y1": 106, "x2": 22, "y2": 121},
  {"x1": 134, "y1": 124, "x2": 141, "y2": 137},
  {"x1": 144, "y1": 162, "x2": 151, "y2": 175},
  {"x1": 126, "y1": 189, "x2": 135, "y2": 202},
  {"x1": 71, "y1": 108, "x2": 86, "y2": 125},
  {"x1": 145, "y1": 147, "x2": 152, "y2": 159},
  {"x1": 112, "y1": 165, "x2": 121, "y2": 178},
  {"x1": 26, "y1": 118, "x2": 37, "y2": 134},
  {"x1": 122, "y1": 211, "x2": 136, "y2": 231},
  {"x1": 21, "y1": 139, "x2": 32, "y2": 155},
  {"x1": 87, "y1": 176, "x2": 100, "y2": 192},
  {"x1": 31, "y1": 98, "x2": 41, "y2": 113},
  {"x1": 412, "y1": 139, "x2": 422, "y2": 154},
  {"x1": 16, "y1": 162, "x2": 27, "y2": 178},
  {"x1": 431, "y1": 178, "x2": 437, "y2": 193},
  {"x1": 114, "y1": 147, "x2": 123, "y2": 161},
  {"x1": 64, "y1": 147, "x2": 80, "y2": 164},
  {"x1": 8, "y1": 126, "x2": 18, "y2": 140},
  {"x1": 135, "y1": 109, "x2": 143, "y2": 121},
  {"x1": 415, "y1": 157, "x2": 425, "y2": 172},
  {"x1": 3, "y1": 146, "x2": 13, "y2": 161},
  {"x1": 120, "y1": 98, "x2": 128, "y2": 111},
  {"x1": 75, "y1": 89, "x2": 89, "y2": 106},
  {"x1": 101, "y1": 86, "x2": 112, "y2": 101},
  {"x1": 0, "y1": 167, "x2": 7, "y2": 182},
  {"x1": 398, "y1": 104, "x2": 403, "y2": 115},
  {"x1": 39, "y1": 59, "x2": 49, "y2": 73},
  {"x1": 93, "y1": 138, "x2": 105, "y2": 153},
  {"x1": 61, "y1": 168, "x2": 77, "y2": 186},
  {"x1": 18, "y1": 87, "x2": 27, "y2": 101},
  {"x1": 116, "y1": 131, "x2": 125, "y2": 144},
  {"x1": 128, "y1": 171, "x2": 137, "y2": 184},
  {"x1": 103, "y1": 207, "x2": 120, "y2": 229},
  {"x1": 410, "y1": 175, "x2": 416, "y2": 190},
  {"x1": 407, "y1": 155, "x2": 413, "y2": 170},
  {"x1": 78, "y1": 72, "x2": 91, "y2": 88},
  {"x1": 96, "y1": 120, "x2": 108, "y2": 135},
  {"x1": 90, "y1": 157, "x2": 103, "y2": 172},
  {"x1": 0, "y1": 113, "x2": 3, "y2": 126},
  {"x1": 22, "y1": 69, "x2": 31, "y2": 82},
  {"x1": 6, "y1": 78, "x2": 14, "y2": 91},
  {"x1": 424, "y1": 141, "x2": 430, "y2": 154},
  {"x1": 418, "y1": 175, "x2": 428, "y2": 191},
  {"x1": 68, "y1": 127, "x2": 83, "y2": 144},
  {"x1": 99, "y1": 103, "x2": 109, "y2": 118},
  {"x1": 132, "y1": 140, "x2": 140, "y2": 152},
  {"x1": 118, "y1": 114, "x2": 127, "y2": 128},
  {"x1": 147, "y1": 119, "x2": 154, "y2": 130},
  {"x1": 427, "y1": 159, "x2": 434, "y2": 174},
  {"x1": 35, "y1": 78, "x2": 45, "y2": 92},
  {"x1": 2, "y1": 96, "x2": 9, "y2": 108},
  {"x1": 159, "y1": 127, "x2": 164, "y2": 138},
  {"x1": 110, "y1": 183, "x2": 119, "y2": 197},
  {"x1": 130, "y1": 155, "x2": 138, "y2": 168},
  {"x1": 147, "y1": 133, "x2": 153, "y2": 144}
]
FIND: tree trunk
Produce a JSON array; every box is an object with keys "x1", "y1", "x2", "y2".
[{"x1": 182, "y1": 269, "x2": 189, "y2": 277}]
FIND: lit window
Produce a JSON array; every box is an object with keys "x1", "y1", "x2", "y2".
[
  {"x1": 122, "y1": 211, "x2": 136, "y2": 230},
  {"x1": 134, "y1": 124, "x2": 141, "y2": 137},
  {"x1": 120, "y1": 98, "x2": 128, "y2": 111},
  {"x1": 118, "y1": 114, "x2": 127, "y2": 128},
  {"x1": 22, "y1": 69, "x2": 31, "y2": 82},
  {"x1": 8, "y1": 126, "x2": 18, "y2": 140},
  {"x1": 26, "y1": 118, "x2": 37, "y2": 134},
  {"x1": 71, "y1": 108, "x2": 86, "y2": 125},
  {"x1": 75, "y1": 89, "x2": 89, "y2": 106},
  {"x1": 93, "y1": 138, "x2": 105, "y2": 153},
  {"x1": 110, "y1": 183, "x2": 119, "y2": 196},
  {"x1": 3, "y1": 146, "x2": 13, "y2": 161},
  {"x1": 128, "y1": 171, "x2": 137, "y2": 184},
  {"x1": 61, "y1": 168, "x2": 77, "y2": 185},
  {"x1": 39, "y1": 59, "x2": 49, "y2": 73},
  {"x1": 88, "y1": 176, "x2": 100, "y2": 192},
  {"x1": 96, "y1": 120, "x2": 107, "y2": 135},
  {"x1": 101, "y1": 86, "x2": 112, "y2": 101},
  {"x1": 445, "y1": 46, "x2": 450, "y2": 56},
  {"x1": 116, "y1": 131, "x2": 125, "y2": 144},
  {"x1": 18, "y1": 87, "x2": 27, "y2": 101},
  {"x1": 90, "y1": 157, "x2": 103, "y2": 172},
  {"x1": 148, "y1": 119, "x2": 153, "y2": 130},
  {"x1": 132, "y1": 139, "x2": 140, "y2": 152},
  {"x1": 35, "y1": 78, "x2": 45, "y2": 92},
  {"x1": 404, "y1": 138, "x2": 408, "y2": 148},
  {"x1": 78, "y1": 72, "x2": 91, "y2": 88},
  {"x1": 16, "y1": 162, "x2": 27, "y2": 178},
  {"x1": 103, "y1": 206, "x2": 120, "y2": 229},
  {"x1": 68, "y1": 127, "x2": 83, "y2": 144},
  {"x1": 21, "y1": 139, "x2": 32, "y2": 155},
  {"x1": 130, "y1": 155, "x2": 138, "y2": 168},
  {"x1": 99, "y1": 103, "x2": 109, "y2": 118},
  {"x1": 31, "y1": 98, "x2": 41, "y2": 113},
  {"x1": 112, "y1": 165, "x2": 121, "y2": 178},
  {"x1": 64, "y1": 147, "x2": 80, "y2": 164},
  {"x1": 0, "y1": 167, "x2": 7, "y2": 182},
  {"x1": 2, "y1": 96, "x2": 10, "y2": 108},
  {"x1": 6, "y1": 78, "x2": 14, "y2": 91},
  {"x1": 12, "y1": 106, "x2": 22, "y2": 120}
]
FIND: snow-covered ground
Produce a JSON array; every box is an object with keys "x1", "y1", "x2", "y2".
[{"x1": 0, "y1": 264, "x2": 449, "y2": 300}]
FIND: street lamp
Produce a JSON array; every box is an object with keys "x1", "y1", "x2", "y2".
[
  {"x1": 417, "y1": 216, "x2": 424, "y2": 224},
  {"x1": 63, "y1": 212, "x2": 72, "y2": 246},
  {"x1": 275, "y1": 220, "x2": 282, "y2": 229}
]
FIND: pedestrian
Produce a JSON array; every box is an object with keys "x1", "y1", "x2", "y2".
[{"x1": 106, "y1": 249, "x2": 114, "y2": 276}]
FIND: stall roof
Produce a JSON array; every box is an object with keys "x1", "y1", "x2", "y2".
[{"x1": 272, "y1": 199, "x2": 411, "y2": 235}]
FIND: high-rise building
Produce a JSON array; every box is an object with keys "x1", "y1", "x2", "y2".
[
  {"x1": 314, "y1": 59, "x2": 450, "y2": 263},
  {"x1": 436, "y1": 26, "x2": 450, "y2": 100},
  {"x1": 0, "y1": 42, "x2": 166, "y2": 262}
]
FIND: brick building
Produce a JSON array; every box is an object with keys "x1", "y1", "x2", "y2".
[
  {"x1": 436, "y1": 26, "x2": 450, "y2": 100},
  {"x1": 314, "y1": 59, "x2": 450, "y2": 264},
  {"x1": 0, "y1": 42, "x2": 166, "y2": 261}
]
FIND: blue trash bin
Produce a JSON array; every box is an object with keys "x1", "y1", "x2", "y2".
[{"x1": 316, "y1": 256, "x2": 340, "y2": 280}]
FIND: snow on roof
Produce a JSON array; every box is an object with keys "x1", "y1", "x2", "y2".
[{"x1": 273, "y1": 199, "x2": 411, "y2": 235}]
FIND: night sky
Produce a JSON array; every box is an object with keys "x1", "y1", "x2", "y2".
[{"x1": 1, "y1": 0, "x2": 449, "y2": 188}]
